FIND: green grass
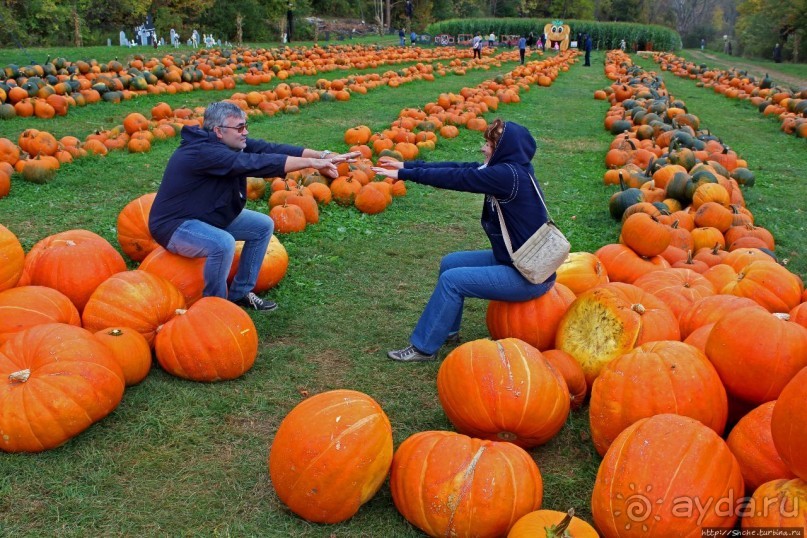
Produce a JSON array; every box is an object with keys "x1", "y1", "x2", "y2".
[
  {"x1": 0, "y1": 47, "x2": 803, "y2": 535},
  {"x1": 679, "y1": 48, "x2": 807, "y2": 86}
]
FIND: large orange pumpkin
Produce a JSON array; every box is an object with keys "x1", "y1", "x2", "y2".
[
  {"x1": 0, "y1": 323, "x2": 125, "y2": 453},
  {"x1": 0, "y1": 224, "x2": 24, "y2": 292},
  {"x1": 0, "y1": 286, "x2": 81, "y2": 345},
  {"x1": 390, "y1": 430, "x2": 543, "y2": 538},
  {"x1": 227, "y1": 237, "x2": 288, "y2": 293},
  {"x1": 18, "y1": 229, "x2": 127, "y2": 312},
  {"x1": 726, "y1": 401, "x2": 795, "y2": 492},
  {"x1": 138, "y1": 247, "x2": 206, "y2": 306},
  {"x1": 589, "y1": 340, "x2": 728, "y2": 456},
  {"x1": 741, "y1": 478, "x2": 807, "y2": 529},
  {"x1": 705, "y1": 306, "x2": 807, "y2": 404},
  {"x1": 556, "y1": 282, "x2": 680, "y2": 386},
  {"x1": 717, "y1": 260, "x2": 803, "y2": 313},
  {"x1": 94, "y1": 327, "x2": 152, "y2": 386},
  {"x1": 555, "y1": 252, "x2": 609, "y2": 294},
  {"x1": 771, "y1": 366, "x2": 807, "y2": 481},
  {"x1": 508, "y1": 509, "x2": 598, "y2": 537},
  {"x1": 486, "y1": 283, "x2": 576, "y2": 351},
  {"x1": 591, "y1": 414, "x2": 744, "y2": 535},
  {"x1": 633, "y1": 268, "x2": 716, "y2": 320},
  {"x1": 82, "y1": 270, "x2": 186, "y2": 346},
  {"x1": 154, "y1": 297, "x2": 257, "y2": 382},
  {"x1": 678, "y1": 294, "x2": 762, "y2": 339},
  {"x1": 542, "y1": 349, "x2": 588, "y2": 410},
  {"x1": 268, "y1": 390, "x2": 393, "y2": 523},
  {"x1": 116, "y1": 192, "x2": 159, "y2": 262},
  {"x1": 437, "y1": 338, "x2": 570, "y2": 448}
]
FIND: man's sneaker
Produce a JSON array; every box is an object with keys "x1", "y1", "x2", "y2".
[
  {"x1": 233, "y1": 292, "x2": 277, "y2": 312},
  {"x1": 387, "y1": 345, "x2": 436, "y2": 362},
  {"x1": 445, "y1": 332, "x2": 461, "y2": 345}
]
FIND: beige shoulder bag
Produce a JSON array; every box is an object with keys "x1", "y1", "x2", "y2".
[{"x1": 491, "y1": 175, "x2": 570, "y2": 284}]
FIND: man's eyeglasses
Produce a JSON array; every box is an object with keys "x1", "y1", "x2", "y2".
[{"x1": 218, "y1": 123, "x2": 248, "y2": 133}]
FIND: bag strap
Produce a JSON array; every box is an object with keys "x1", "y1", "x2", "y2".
[
  {"x1": 526, "y1": 173, "x2": 554, "y2": 222},
  {"x1": 491, "y1": 196, "x2": 515, "y2": 257},
  {"x1": 491, "y1": 172, "x2": 553, "y2": 257}
]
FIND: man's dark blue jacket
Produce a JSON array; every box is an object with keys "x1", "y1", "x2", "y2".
[
  {"x1": 398, "y1": 122, "x2": 552, "y2": 270},
  {"x1": 149, "y1": 126, "x2": 303, "y2": 247}
]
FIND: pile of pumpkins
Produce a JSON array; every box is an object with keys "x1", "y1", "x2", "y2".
[
  {"x1": 651, "y1": 51, "x2": 807, "y2": 139},
  {"x1": 0, "y1": 222, "x2": 275, "y2": 454}
]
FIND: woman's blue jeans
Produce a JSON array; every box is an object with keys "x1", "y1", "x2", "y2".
[
  {"x1": 410, "y1": 250, "x2": 555, "y2": 354},
  {"x1": 165, "y1": 209, "x2": 274, "y2": 301}
]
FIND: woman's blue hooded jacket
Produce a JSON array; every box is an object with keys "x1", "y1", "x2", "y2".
[{"x1": 398, "y1": 122, "x2": 552, "y2": 268}]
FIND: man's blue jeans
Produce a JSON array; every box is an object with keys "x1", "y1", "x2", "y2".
[
  {"x1": 165, "y1": 209, "x2": 274, "y2": 300},
  {"x1": 410, "y1": 250, "x2": 555, "y2": 355}
]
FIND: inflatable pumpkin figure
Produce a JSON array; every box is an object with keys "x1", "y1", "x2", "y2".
[{"x1": 544, "y1": 20, "x2": 571, "y2": 51}]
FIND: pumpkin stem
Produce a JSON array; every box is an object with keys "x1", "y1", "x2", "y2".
[
  {"x1": 631, "y1": 303, "x2": 646, "y2": 315},
  {"x1": 9, "y1": 369, "x2": 31, "y2": 383},
  {"x1": 773, "y1": 313, "x2": 790, "y2": 321},
  {"x1": 109, "y1": 328, "x2": 124, "y2": 336},
  {"x1": 686, "y1": 249, "x2": 694, "y2": 264},
  {"x1": 546, "y1": 509, "x2": 575, "y2": 537},
  {"x1": 175, "y1": 308, "x2": 188, "y2": 315}
]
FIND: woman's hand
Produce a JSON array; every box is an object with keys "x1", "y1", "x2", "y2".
[
  {"x1": 376, "y1": 156, "x2": 404, "y2": 170},
  {"x1": 370, "y1": 166, "x2": 399, "y2": 180}
]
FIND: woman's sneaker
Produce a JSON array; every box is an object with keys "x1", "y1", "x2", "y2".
[
  {"x1": 233, "y1": 292, "x2": 277, "y2": 311},
  {"x1": 387, "y1": 345, "x2": 436, "y2": 362}
]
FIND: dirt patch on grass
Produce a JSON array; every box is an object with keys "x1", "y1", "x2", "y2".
[{"x1": 305, "y1": 347, "x2": 352, "y2": 388}]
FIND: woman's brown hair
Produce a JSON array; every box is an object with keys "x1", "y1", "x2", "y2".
[{"x1": 483, "y1": 118, "x2": 505, "y2": 150}]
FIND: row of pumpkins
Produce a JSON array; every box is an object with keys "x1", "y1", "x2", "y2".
[
  {"x1": 0, "y1": 43, "x2": 503, "y2": 120},
  {"x1": 652, "y1": 51, "x2": 807, "y2": 139},
  {"x1": 2, "y1": 51, "x2": 805, "y2": 535},
  {"x1": 0, "y1": 47, "x2": 529, "y2": 190}
]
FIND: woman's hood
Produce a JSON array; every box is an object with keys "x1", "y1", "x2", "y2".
[{"x1": 487, "y1": 122, "x2": 537, "y2": 168}]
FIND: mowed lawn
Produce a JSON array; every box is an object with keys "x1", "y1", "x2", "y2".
[{"x1": 0, "y1": 45, "x2": 804, "y2": 536}]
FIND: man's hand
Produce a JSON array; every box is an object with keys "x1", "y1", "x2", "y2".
[{"x1": 312, "y1": 158, "x2": 339, "y2": 179}]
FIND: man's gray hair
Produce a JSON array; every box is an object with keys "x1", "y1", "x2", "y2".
[{"x1": 203, "y1": 101, "x2": 246, "y2": 130}]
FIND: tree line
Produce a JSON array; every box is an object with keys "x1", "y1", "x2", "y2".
[{"x1": 0, "y1": 0, "x2": 803, "y2": 62}]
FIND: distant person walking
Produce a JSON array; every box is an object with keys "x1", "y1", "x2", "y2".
[
  {"x1": 399, "y1": 28, "x2": 405, "y2": 46},
  {"x1": 774, "y1": 42, "x2": 782, "y2": 63},
  {"x1": 518, "y1": 35, "x2": 527, "y2": 64},
  {"x1": 700, "y1": 38, "x2": 705, "y2": 50},
  {"x1": 488, "y1": 32, "x2": 496, "y2": 48},
  {"x1": 584, "y1": 34, "x2": 592, "y2": 66},
  {"x1": 472, "y1": 32, "x2": 482, "y2": 59},
  {"x1": 410, "y1": 30, "x2": 417, "y2": 46}
]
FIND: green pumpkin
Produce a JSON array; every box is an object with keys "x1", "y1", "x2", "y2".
[
  {"x1": 731, "y1": 168, "x2": 755, "y2": 187},
  {"x1": 0, "y1": 103, "x2": 16, "y2": 120},
  {"x1": 609, "y1": 174, "x2": 644, "y2": 220},
  {"x1": 610, "y1": 119, "x2": 633, "y2": 135},
  {"x1": 665, "y1": 171, "x2": 693, "y2": 204}
]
